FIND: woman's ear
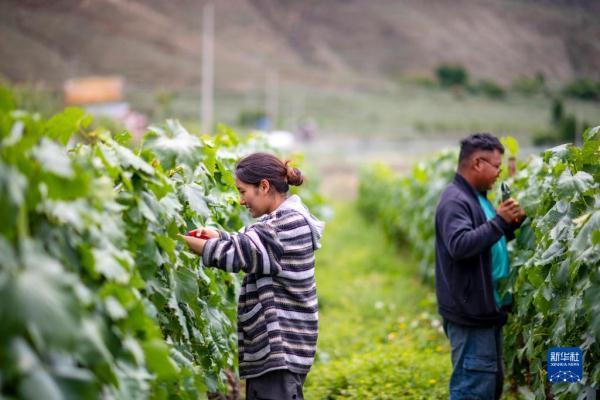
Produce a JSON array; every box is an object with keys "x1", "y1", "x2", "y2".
[{"x1": 259, "y1": 179, "x2": 271, "y2": 194}]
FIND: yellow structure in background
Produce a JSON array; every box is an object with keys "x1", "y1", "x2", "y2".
[
  {"x1": 63, "y1": 76, "x2": 124, "y2": 105},
  {"x1": 62, "y1": 76, "x2": 147, "y2": 138}
]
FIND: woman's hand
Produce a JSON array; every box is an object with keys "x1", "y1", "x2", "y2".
[
  {"x1": 179, "y1": 234, "x2": 207, "y2": 255},
  {"x1": 187, "y1": 227, "x2": 220, "y2": 239}
]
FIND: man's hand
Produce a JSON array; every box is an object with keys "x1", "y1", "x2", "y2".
[{"x1": 497, "y1": 198, "x2": 526, "y2": 224}]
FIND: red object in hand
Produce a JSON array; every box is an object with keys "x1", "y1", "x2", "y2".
[{"x1": 186, "y1": 229, "x2": 211, "y2": 240}]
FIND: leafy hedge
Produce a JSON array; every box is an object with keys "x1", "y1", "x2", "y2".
[
  {"x1": 357, "y1": 150, "x2": 457, "y2": 283},
  {"x1": 501, "y1": 130, "x2": 599, "y2": 399},
  {"x1": 357, "y1": 129, "x2": 600, "y2": 398},
  {"x1": 0, "y1": 88, "x2": 272, "y2": 398}
]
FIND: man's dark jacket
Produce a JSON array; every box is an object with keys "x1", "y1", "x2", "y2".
[{"x1": 435, "y1": 173, "x2": 520, "y2": 327}]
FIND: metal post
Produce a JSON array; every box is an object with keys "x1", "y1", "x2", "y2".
[{"x1": 201, "y1": 3, "x2": 214, "y2": 134}]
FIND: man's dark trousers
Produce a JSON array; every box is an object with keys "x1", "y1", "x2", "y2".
[{"x1": 444, "y1": 320, "x2": 504, "y2": 400}]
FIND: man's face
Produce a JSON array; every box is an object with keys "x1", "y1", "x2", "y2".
[{"x1": 472, "y1": 149, "x2": 503, "y2": 191}]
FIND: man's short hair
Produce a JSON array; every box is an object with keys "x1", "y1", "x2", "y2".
[{"x1": 458, "y1": 133, "x2": 504, "y2": 167}]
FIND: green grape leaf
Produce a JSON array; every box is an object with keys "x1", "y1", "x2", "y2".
[
  {"x1": 19, "y1": 367, "x2": 63, "y2": 400},
  {"x1": 501, "y1": 135, "x2": 519, "y2": 156},
  {"x1": 93, "y1": 248, "x2": 129, "y2": 283},
  {"x1": 142, "y1": 339, "x2": 179, "y2": 380},
  {"x1": 144, "y1": 120, "x2": 201, "y2": 170},
  {"x1": 33, "y1": 139, "x2": 74, "y2": 178},
  {"x1": 572, "y1": 211, "x2": 600, "y2": 251},
  {"x1": 45, "y1": 107, "x2": 92, "y2": 146},
  {"x1": 182, "y1": 183, "x2": 211, "y2": 218},
  {"x1": 0, "y1": 85, "x2": 16, "y2": 114},
  {"x1": 556, "y1": 170, "x2": 595, "y2": 197},
  {"x1": 113, "y1": 144, "x2": 154, "y2": 175},
  {"x1": 175, "y1": 267, "x2": 199, "y2": 304}
]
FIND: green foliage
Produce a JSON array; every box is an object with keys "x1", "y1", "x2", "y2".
[
  {"x1": 0, "y1": 86, "x2": 16, "y2": 112},
  {"x1": 308, "y1": 338, "x2": 449, "y2": 399},
  {"x1": 512, "y1": 75, "x2": 546, "y2": 96},
  {"x1": 501, "y1": 135, "x2": 520, "y2": 157},
  {"x1": 0, "y1": 88, "x2": 307, "y2": 398},
  {"x1": 357, "y1": 151, "x2": 457, "y2": 283},
  {"x1": 557, "y1": 114, "x2": 577, "y2": 143},
  {"x1": 405, "y1": 74, "x2": 437, "y2": 88},
  {"x1": 305, "y1": 204, "x2": 450, "y2": 398},
  {"x1": 563, "y1": 78, "x2": 600, "y2": 101},
  {"x1": 551, "y1": 98, "x2": 564, "y2": 127},
  {"x1": 500, "y1": 126, "x2": 600, "y2": 398},
  {"x1": 358, "y1": 129, "x2": 600, "y2": 398},
  {"x1": 236, "y1": 109, "x2": 267, "y2": 128},
  {"x1": 534, "y1": 98, "x2": 588, "y2": 146},
  {"x1": 473, "y1": 79, "x2": 506, "y2": 99},
  {"x1": 5, "y1": 82, "x2": 63, "y2": 118},
  {"x1": 533, "y1": 129, "x2": 562, "y2": 147},
  {"x1": 435, "y1": 64, "x2": 468, "y2": 87},
  {"x1": 154, "y1": 89, "x2": 177, "y2": 121}
]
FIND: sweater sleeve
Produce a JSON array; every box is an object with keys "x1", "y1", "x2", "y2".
[
  {"x1": 438, "y1": 198, "x2": 513, "y2": 261},
  {"x1": 202, "y1": 221, "x2": 284, "y2": 275}
]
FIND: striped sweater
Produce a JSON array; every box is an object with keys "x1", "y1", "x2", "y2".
[{"x1": 202, "y1": 195, "x2": 325, "y2": 379}]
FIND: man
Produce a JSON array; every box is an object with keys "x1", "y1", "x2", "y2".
[{"x1": 435, "y1": 133, "x2": 525, "y2": 399}]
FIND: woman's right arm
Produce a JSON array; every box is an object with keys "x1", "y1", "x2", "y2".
[{"x1": 202, "y1": 222, "x2": 284, "y2": 275}]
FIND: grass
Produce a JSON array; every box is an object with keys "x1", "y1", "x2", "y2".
[
  {"x1": 4, "y1": 79, "x2": 598, "y2": 146},
  {"x1": 127, "y1": 82, "x2": 599, "y2": 144},
  {"x1": 304, "y1": 202, "x2": 451, "y2": 399}
]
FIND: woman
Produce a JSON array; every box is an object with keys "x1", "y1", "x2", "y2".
[{"x1": 181, "y1": 152, "x2": 324, "y2": 400}]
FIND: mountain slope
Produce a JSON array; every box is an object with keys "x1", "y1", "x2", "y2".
[{"x1": 1, "y1": 0, "x2": 599, "y2": 90}]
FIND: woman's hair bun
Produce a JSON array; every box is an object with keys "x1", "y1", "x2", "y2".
[{"x1": 285, "y1": 161, "x2": 304, "y2": 186}]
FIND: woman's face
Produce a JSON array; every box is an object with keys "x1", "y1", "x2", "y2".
[{"x1": 236, "y1": 177, "x2": 271, "y2": 218}]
